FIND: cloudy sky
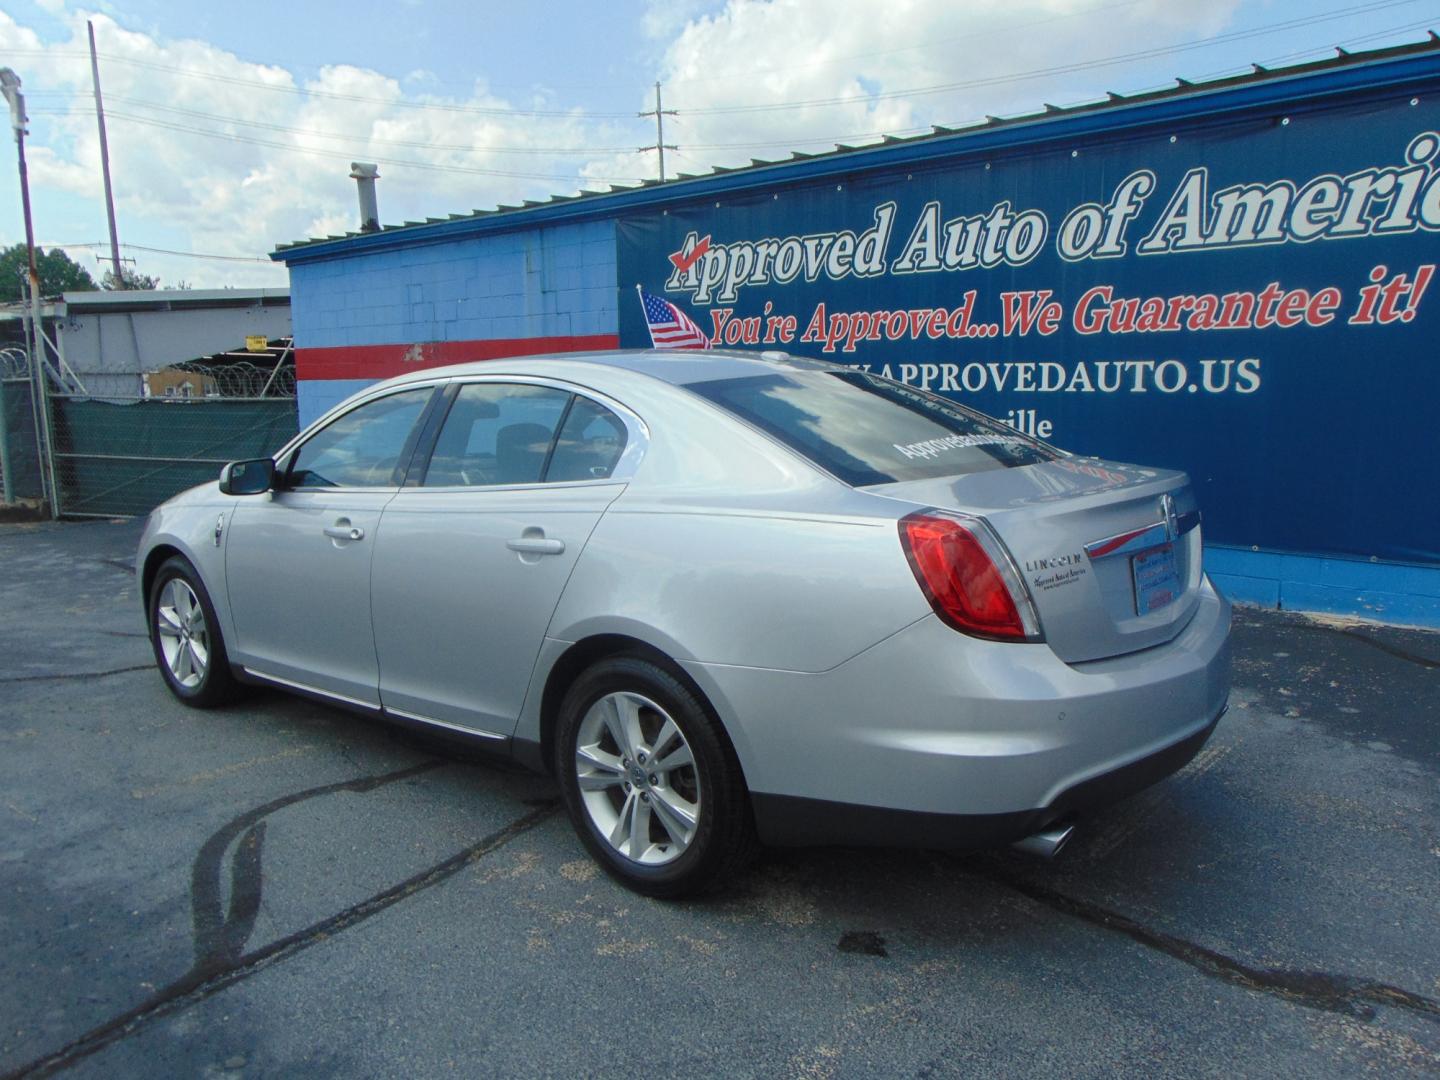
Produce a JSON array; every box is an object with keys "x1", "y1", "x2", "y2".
[{"x1": 1, "y1": 0, "x2": 1436, "y2": 289}]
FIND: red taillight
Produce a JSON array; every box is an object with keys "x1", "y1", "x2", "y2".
[{"x1": 899, "y1": 512, "x2": 1036, "y2": 641}]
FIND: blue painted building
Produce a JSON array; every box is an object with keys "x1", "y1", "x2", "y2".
[
  {"x1": 286, "y1": 220, "x2": 620, "y2": 421},
  {"x1": 274, "y1": 40, "x2": 1440, "y2": 627}
]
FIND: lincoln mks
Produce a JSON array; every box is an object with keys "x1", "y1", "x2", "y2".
[{"x1": 138, "y1": 351, "x2": 1230, "y2": 896}]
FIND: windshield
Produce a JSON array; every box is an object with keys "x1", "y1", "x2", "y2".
[{"x1": 685, "y1": 369, "x2": 1055, "y2": 486}]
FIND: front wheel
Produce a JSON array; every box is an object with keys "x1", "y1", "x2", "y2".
[
  {"x1": 556, "y1": 656, "x2": 755, "y2": 898},
  {"x1": 148, "y1": 556, "x2": 240, "y2": 708}
]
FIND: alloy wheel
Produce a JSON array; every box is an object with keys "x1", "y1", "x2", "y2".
[
  {"x1": 155, "y1": 578, "x2": 210, "y2": 689},
  {"x1": 574, "y1": 691, "x2": 701, "y2": 865}
]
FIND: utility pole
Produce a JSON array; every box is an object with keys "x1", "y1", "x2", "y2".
[
  {"x1": 88, "y1": 20, "x2": 123, "y2": 286},
  {"x1": 638, "y1": 81, "x2": 677, "y2": 183},
  {"x1": 0, "y1": 68, "x2": 58, "y2": 517}
]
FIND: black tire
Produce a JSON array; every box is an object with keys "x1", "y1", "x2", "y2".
[
  {"x1": 555, "y1": 655, "x2": 756, "y2": 899},
  {"x1": 147, "y1": 555, "x2": 241, "y2": 708}
]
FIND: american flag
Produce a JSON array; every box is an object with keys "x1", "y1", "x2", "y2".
[{"x1": 637, "y1": 287, "x2": 712, "y2": 350}]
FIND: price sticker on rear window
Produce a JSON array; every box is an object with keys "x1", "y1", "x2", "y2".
[{"x1": 1132, "y1": 545, "x2": 1180, "y2": 615}]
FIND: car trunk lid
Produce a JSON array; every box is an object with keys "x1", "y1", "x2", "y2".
[{"x1": 869, "y1": 457, "x2": 1204, "y2": 663}]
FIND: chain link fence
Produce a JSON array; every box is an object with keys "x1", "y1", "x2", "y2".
[{"x1": 48, "y1": 394, "x2": 299, "y2": 518}]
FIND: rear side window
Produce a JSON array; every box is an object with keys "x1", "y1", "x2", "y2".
[
  {"x1": 686, "y1": 370, "x2": 1054, "y2": 486},
  {"x1": 423, "y1": 384, "x2": 570, "y2": 487},
  {"x1": 547, "y1": 397, "x2": 628, "y2": 482},
  {"x1": 419, "y1": 383, "x2": 629, "y2": 487}
]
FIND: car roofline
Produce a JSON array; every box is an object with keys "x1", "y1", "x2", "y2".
[{"x1": 352, "y1": 349, "x2": 849, "y2": 395}]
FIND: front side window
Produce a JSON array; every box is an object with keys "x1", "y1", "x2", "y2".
[
  {"x1": 686, "y1": 369, "x2": 1055, "y2": 486},
  {"x1": 288, "y1": 387, "x2": 432, "y2": 489}
]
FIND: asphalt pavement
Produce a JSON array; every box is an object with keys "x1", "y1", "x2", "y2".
[{"x1": 1, "y1": 519, "x2": 1436, "y2": 1078}]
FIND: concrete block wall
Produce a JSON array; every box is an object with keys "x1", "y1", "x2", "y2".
[
  {"x1": 1207, "y1": 546, "x2": 1440, "y2": 627},
  {"x1": 290, "y1": 219, "x2": 619, "y2": 425}
]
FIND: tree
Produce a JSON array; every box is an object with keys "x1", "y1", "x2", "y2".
[
  {"x1": 102, "y1": 265, "x2": 160, "y2": 291},
  {"x1": 0, "y1": 243, "x2": 99, "y2": 301}
]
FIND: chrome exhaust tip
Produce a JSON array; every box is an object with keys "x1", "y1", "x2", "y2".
[{"x1": 1010, "y1": 823, "x2": 1074, "y2": 860}]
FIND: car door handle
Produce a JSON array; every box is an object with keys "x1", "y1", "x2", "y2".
[
  {"x1": 324, "y1": 524, "x2": 365, "y2": 541},
  {"x1": 506, "y1": 536, "x2": 565, "y2": 556}
]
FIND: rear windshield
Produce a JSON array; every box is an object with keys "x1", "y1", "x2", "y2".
[{"x1": 685, "y1": 369, "x2": 1054, "y2": 486}]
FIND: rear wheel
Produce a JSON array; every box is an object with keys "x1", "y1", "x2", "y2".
[
  {"x1": 556, "y1": 656, "x2": 755, "y2": 898},
  {"x1": 148, "y1": 556, "x2": 240, "y2": 708}
]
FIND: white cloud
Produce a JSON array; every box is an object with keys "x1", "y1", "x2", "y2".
[
  {"x1": 621, "y1": 0, "x2": 1245, "y2": 181},
  {"x1": 0, "y1": 11, "x2": 648, "y2": 287},
  {"x1": 0, "y1": 1, "x2": 1287, "y2": 289},
  {"x1": 642, "y1": 0, "x2": 726, "y2": 41}
]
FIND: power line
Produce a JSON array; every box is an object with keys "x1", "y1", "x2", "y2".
[
  {"x1": 9, "y1": 0, "x2": 1417, "y2": 122},
  {"x1": 952, "y1": 18, "x2": 1437, "y2": 126},
  {"x1": 36, "y1": 91, "x2": 929, "y2": 155},
  {"x1": 47, "y1": 241, "x2": 272, "y2": 263},
  {"x1": 23, "y1": 8, "x2": 1425, "y2": 155},
  {"x1": 26, "y1": 17, "x2": 1434, "y2": 171},
  {"x1": 0, "y1": 1, "x2": 1140, "y2": 95},
  {"x1": 92, "y1": 95, "x2": 643, "y2": 156},
  {"x1": 674, "y1": 18, "x2": 1437, "y2": 149},
  {"x1": 647, "y1": 19, "x2": 1421, "y2": 159},
  {"x1": 0, "y1": 0, "x2": 1147, "y2": 97},
  {"x1": 11, "y1": 4, "x2": 1433, "y2": 201},
  {"x1": 11, "y1": 49, "x2": 642, "y2": 119},
  {"x1": 659, "y1": 0, "x2": 1149, "y2": 87},
  {"x1": 678, "y1": 126, "x2": 932, "y2": 151},
  {"x1": 28, "y1": 107, "x2": 649, "y2": 183},
  {"x1": 1198, "y1": 17, "x2": 1438, "y2": 73}
]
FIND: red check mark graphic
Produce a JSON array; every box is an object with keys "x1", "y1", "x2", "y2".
[{"x1": 668, "y1": 235, "x2": 711, "y2": 274}]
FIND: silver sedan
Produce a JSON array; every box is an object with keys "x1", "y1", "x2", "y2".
[{"x1": 138, "y1": 350, "x2": 1230, "y2": 897}]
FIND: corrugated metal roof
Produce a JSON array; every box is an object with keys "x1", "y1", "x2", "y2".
[
  {"x1": 273, "y1": 37, "x2": 1440, "y2": 263},
  {"x1": 0, "y1": 287, "x2": 291, "y2": 320},
  {"x1": 58, "y1": 288, "x2": 290, "y2": 311}
]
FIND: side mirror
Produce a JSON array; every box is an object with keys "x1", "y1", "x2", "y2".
[{"x1": 219, "y1": 458, "x2": 276, "y2": 496}]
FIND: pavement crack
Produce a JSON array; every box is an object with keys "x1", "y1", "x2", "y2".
[
  {"x1": 0, "y1": 664, "x2": 152, "y2": 685},
  {"x1": 1295, "y1": 624, "x2": 1440, "y2": 670},
  {"x1": 2, "y1": 759, "x2": 560, "y2": 1080},
  {"x1": 92, "y1": 558, "x2": 136, "y2": 576},
  {"x1": 989, "y1": 869, "x2": 1440, "y2": 1023}
]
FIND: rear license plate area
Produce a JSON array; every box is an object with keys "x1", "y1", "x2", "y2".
[{"x1": 1132, "y1": 544, "x2": 1179, "y2": 615}]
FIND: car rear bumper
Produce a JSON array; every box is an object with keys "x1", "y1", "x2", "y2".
[
  {"x1": 749, "y1": 702, "x2": 1224, "y2": 849},
  {"x1": 681, "y1": 576, "x2": 1231, "y2": 844}
]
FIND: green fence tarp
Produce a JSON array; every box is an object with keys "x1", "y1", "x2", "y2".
[
  {"x1": 0, "y1": 378, "x2": 42, "y2": 500},
  {"x1": 51, "y1": 397, "x2": 298, "y2": 517}
]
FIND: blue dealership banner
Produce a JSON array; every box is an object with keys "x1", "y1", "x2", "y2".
[{"x1": 617, "y1": 95, "x2": 1440, "y2": 565}]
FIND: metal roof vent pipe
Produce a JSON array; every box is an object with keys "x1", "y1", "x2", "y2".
[{"x1": 350, "y1": 162, "x2": 380, "y2": 232}]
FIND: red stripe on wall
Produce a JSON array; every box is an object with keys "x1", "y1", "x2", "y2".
[{"x1": 296, "y1": 334, "x2": 620, "y2": 381}]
